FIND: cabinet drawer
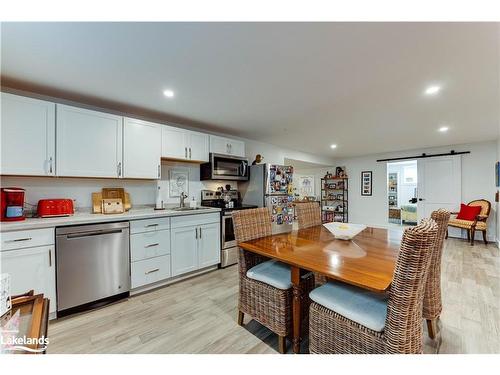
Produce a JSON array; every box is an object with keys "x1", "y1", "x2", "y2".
[
  {"x1": 131, "y1": 255, "x2": 171, "y2": 289},
  {"x1": 1, "y1": 228, "x2": 54, "y2": 251},
  {"x1": 171, "y1": 212, "x2": 220, "y2": 229},
  {"x1": 130, "y1": 230, "x2": 170, "y2": 261},
  {"x1": 130, "y1": 217, "x2": 170, "y2": 234}
]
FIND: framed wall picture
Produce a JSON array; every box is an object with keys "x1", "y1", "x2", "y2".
[
  {"x1": 361, "y1": 171, "x2": 372, "y2": 196},
  {"x1": 496, "y1": 161, "x2": 500, "y2": 187},
  {"x1": 169, "y1": 168, "x2": 189, "y2": 197}
]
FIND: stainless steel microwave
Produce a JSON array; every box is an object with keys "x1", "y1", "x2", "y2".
[{"x1": 200, "y1": 153, "x2": 249, "y2": 181}]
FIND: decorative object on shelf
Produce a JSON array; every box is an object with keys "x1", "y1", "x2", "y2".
[
  {"x1": 321, "y1": 176, "x2": 348, "y2": 223},
  {"x1": 336, "y1": 166, "x2": 347, "y2": 178},
  {"x1": 169, "y1": 168, "x2": 189, "y2": 197},
  {"x1": 324, "y1": 171, "x2": 333, "y2": 179},
  {"x1": 251, "y1": 154, "x2": 264, "y2": 165},
  {"x1": 361, "y1": 171, "x2": 372, "y2": 196}
]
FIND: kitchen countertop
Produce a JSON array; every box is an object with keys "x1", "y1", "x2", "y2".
[{"x1": 0, "y1": 206, "x2": 221, "y2": 232}]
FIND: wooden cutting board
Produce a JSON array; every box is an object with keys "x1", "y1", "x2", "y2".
[
  {"x1": 102, "y1": 188, "x2": 125, "y2": 201},
  {"x1": 92, "y1": 192, "x2": 131, "y2": 213}
]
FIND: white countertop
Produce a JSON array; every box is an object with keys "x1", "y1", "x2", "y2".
[{"x1": 0, "y1": 206, "x2": 221, "y2": 232}]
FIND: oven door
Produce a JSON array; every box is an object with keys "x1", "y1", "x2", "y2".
[
  {"x1": 222, "y1": 214, "x2": 237, "y2": 249},
  {"x1": 211, "y1": 154, "x2": 249, "y2": 181}
]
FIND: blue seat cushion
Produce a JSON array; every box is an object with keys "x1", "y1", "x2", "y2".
[
  {"x1": 246, "y1": 260, "x2": 292, "y2": 290},
  {"x1": 310, "y1": 281, "x2": 388, "y2": 332}
]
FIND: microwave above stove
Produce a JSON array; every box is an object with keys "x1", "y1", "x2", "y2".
[{"x1": 200, "y1": 153, "x2": 249, "y2": 181}]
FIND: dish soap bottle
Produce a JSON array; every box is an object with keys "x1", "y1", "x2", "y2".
[{"x1": 190, "y1": 196, "x2": 197, "y2": 209}]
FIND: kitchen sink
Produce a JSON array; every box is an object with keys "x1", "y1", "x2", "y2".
[{"x1": 171, "y1": 207, "x2": 210, "y2": 211}]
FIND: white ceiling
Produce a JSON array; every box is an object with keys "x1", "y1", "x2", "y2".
[{"x1": 1, "y1": 22, "x2": 499, "y2": 158}]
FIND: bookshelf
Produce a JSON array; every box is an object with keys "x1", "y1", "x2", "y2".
[{"x1": 321, "y1": 176, "x2": 348, "y2": 223}]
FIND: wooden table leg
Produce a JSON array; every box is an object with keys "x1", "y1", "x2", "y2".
[{"x1": 291, "y1": 266, "x2": 301, "y2": 354}]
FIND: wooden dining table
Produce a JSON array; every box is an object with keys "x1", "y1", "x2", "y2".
[{"x1": 238, "y1": 225, "x2": 403, "y2": 354}]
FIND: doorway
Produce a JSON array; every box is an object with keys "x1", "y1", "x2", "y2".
[{"x1": 387, "y1": 160, "x2": 418, "y2": 227}]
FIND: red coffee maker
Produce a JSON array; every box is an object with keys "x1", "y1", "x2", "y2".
[{"x1": 1, "y1": 187, "x2": 26, "y2": 222}]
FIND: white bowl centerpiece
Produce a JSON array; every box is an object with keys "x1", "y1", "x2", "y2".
[{"x1": 323, "y1": 222, "x2": 367, "y2": 240}]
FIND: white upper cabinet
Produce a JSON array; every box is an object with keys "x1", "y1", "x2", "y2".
[
  {"x1": 161, "y1": 126, "x2": 209, "y2": 162},
  {"x1": 123, "y1": 117, "x2": 162, "y2": 179},
  {"x1": 56, "y1": 104, "x2": 123, "y2": 178},
  {"x1": 209, "y1": 135, "x2": 245, "y2": 157},
  {"x1": 187, "y1": 131, "x2": 209, "y2": 162},
  {"x1": 161, "y1": 126, "x2": 189, "y2": 160},
  {"x1": 1, "y1": 93, "x2": 56, "y2": 176}
]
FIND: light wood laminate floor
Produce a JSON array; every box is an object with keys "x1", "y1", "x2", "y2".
[{"x1": 48, "y1": 238, "x2": 500, "y2": 354}]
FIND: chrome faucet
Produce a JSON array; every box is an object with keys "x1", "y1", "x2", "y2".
[{"x1": 179, "y1": 192, "x2": 188, "y2": 208}]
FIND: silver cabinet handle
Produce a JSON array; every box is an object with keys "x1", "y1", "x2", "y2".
[
  {"x1": 6, "y1": 237, "x2": 32, "y2": 243},
  {"x1": 195, "y1": 228, "x2": 198, "y2": 239},
  {"x1": 145, "y1": 223, "x2": 159, "y2": 228},
  {"x1": 49, "y1": 157, "x2": 53, "y2": 174},
  {"x1": 189, "y1": 148, "x2": 192, "y2": 159},
  {"x1": 49, "y1": 249, "x2": 52, "y2": 267},
  {"x1": 158, "y1": 165, "x2": 161, "y2": 178},
  {"x1": 117, "y1": 162, "x2": 122, "y2": 177},
  {"x1": 185, "y1": 147, "x2": 188, "y2": 158},
  {"x1": 145, "y1": 268, "x2": 159, "y2": 274},
  {"x1": 199, "y1": 227, "x2": 202, "y2": 238},
  {"x1": 145, "y1": 243, "x2": 159, "y2": 248}
]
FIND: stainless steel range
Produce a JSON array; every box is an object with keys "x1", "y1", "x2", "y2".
[{"x1": 201, "y1": 189, "x2": 257, "y2": 267}]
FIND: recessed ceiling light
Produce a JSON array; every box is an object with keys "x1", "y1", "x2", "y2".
[
  {"x1": 163, "y1": 89, "x2": 175, "y2": 98},
  {"x1": 438, "y1": 126, "x2": 449, "y2": 132},
  {"x1": 330, "y1": 144, "x2": 337, "y2": 149},
  {"x1": 424, "y1": 85, "x2": 441, "y2": 96}
]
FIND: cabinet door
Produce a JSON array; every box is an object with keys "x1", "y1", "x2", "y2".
[
  {"x1": 123, "y1": 118, "x2": 162, "y2": 179},
  {"x1": 171, "y1": 226, "x2": 198, "y2": 276},
  {"x1": 209, "y1": 135, "x2": 231, "y2": 155},
  {"x1": 228, "y1": 139, "x2": 245, "y2": 157},
  {"x1": 57, "y1": 104, "x2": 123, "y2": 177},
  {"x1": 1, "y1": 93, "x2": 55, "y2": 176},
  {"x1": 1, "y1": 246, "x2": 57, "y2": 314},
  {"x1": 188, "y1": 131, "x2": 209, "y2": 162},
  {"x1": 198, "y1": 223, "x2": 221, "y2": 269},
  {"x1": 161, "y1": 126, "x2": 189, "y2": 160}
]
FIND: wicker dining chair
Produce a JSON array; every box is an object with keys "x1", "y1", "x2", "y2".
[
  {"x1": 295, "y1": 202, "x2": 322, "y2": 229},
  {"x1": 446, "y1": 199, "x2": 491, "y2": 245},
  {"x1": 423, "y1": 209, "x2": 450, "y2": 340},
  {"x1": 294, "y1": 202, "x2": 327, "y2": 286},
  {"x1": 233, "y1": 207, "x2": 315, "y2": 354},
  {"x1": 309, "y1": 218, "x2": 438, "y2": 354}
]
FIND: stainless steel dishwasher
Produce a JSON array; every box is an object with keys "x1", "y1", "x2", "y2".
[{"x1": 56, "y1": 221, "x2": 130, "y2": 315}]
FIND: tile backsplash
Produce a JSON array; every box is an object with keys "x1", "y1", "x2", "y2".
[{"x1": 0, "y1": 160, "x2": 238, "y2": 211}]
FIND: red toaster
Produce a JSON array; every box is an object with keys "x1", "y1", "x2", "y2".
[{"x1": 37, "y1": 199, "x2": 74, "y2": 217}]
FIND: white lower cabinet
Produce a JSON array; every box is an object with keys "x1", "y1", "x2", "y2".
[
  {"x1": 197, "y1": 223, "x2": 221, "y2": 269},
  {"x1": 171, "y1": 226, "x2": 198, "y2": 276},
  {"x1": 131, "y1": 255, "x2": 171, "y2": 289},
  {"x1": 0, "y1": 228, "x2": 56, "y2": 315},
  {"x1": 171, "y1": 214, "x2": 221, "y2": 277},
  {"x1": 130, "y1": 217, "x2": 171, "y2": 289}
]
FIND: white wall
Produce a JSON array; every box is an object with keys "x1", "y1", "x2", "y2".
[{"x1": 334, "y1": 141, "x2": 498, "y2": 242}]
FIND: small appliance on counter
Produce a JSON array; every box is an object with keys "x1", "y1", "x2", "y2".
[
  {"x1": 201, "y1": 189, "x2": 258, "y2": 267},
  {"x1": 1, "y1": 187, "x2": 26, "y2": 222},
  {"x1": 37, "y1": 199, "x2": 74, "y2": 218}
]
